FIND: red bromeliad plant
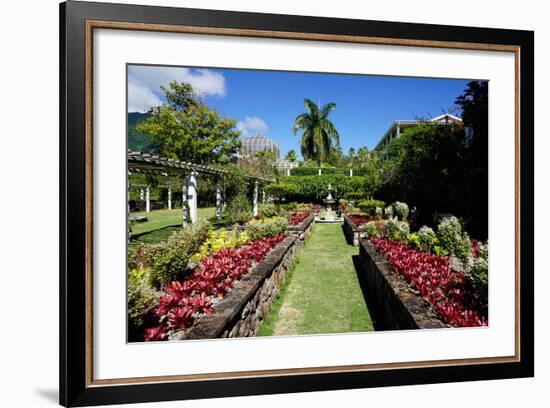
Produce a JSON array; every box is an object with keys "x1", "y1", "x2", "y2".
[
  {"x1": 289, "y1": 212, "x2": 310, "y2": 226},
  {"x1": 371, "y1": 238, "x2": 487, "y2": 327},
  {"x1": 348, "y1": 214, "x2": 374, "y2": 227},
  {"x1": 144, "y1": 234, "x2": 287, "y2": 341}
]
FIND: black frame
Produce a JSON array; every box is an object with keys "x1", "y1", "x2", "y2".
[{"x1": 60, "y1": 1, "x2": 534, "y2": 406}]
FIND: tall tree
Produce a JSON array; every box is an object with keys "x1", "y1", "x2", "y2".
[
  {"x1": 293, "y1": 99, "x2": 340, "y2": 166},
  {"x1": 136, "y1": 81, "x2": 241, "y2": 164},
  {"x1": 285, "y1": 149, "x2": 298, "y2": 162}
]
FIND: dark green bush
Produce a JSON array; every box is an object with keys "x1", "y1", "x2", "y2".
[
  {"x1": 225, "y1": 192, "x2": 252, "y2": 224},
  {"x1": 258, "y1": 203, "x2": 280, "y2": 218},
  {"x1": 356, "y1": 199, "x2": 385, "y2": 215}
]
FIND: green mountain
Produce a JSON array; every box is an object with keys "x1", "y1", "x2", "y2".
[{"x1": 128, "y1": 112, "x2": 156, "y2": 153}]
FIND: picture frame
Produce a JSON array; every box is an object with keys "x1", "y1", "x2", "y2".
[{"x1": 60, "y1": 0, "x2": 534, "y2": 406}]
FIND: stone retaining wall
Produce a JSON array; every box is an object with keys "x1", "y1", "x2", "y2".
[
  {"x1": 287, "y1": 213, "x2": 315, "y2": 246},
  {"x1": 343, "y1": 213, "x2": 362, "y2": 246},
  {"x1": 357, "y1": 238, "x2": 446, "y2": 330},
  {"x1": 170, "y1": 234, "x2": 298, "y2": 340}
]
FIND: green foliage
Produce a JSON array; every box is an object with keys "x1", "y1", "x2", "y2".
[
  {"x1": 128, "y1": 267, "x2": 161, "y2": 331},
  {"x1": 135, "y1": 81, "x2": 240, "y2": 164},
  {"x1": 363, "y1": 221, "x2": 380, "y2": 238},
  {"x1": 437, "y1": 216, "x2": 472, "y2": 264},
  {"x1": 384, "y1": 217, "x2": 410, "y2": 242},
  {"x1": 393, "y1": 201, "x2": 409, "y2": 221},
  {"x1": 293, "y1": 99, "x2": 340, "y2": 166},
  {"x1": 375, "y1": 207, "x2": 383, "y2": 220},
  {"x1": 191, "y1": 229, "x2": 250, "y2": 262},
  {"x1": 258, "y1": 203, "x2": 281, "y2": 218},
  {"x1": 264, "y1": 183, "x2": 299, "y2": 200},
  {"x1": 385, "y1": 205, "x2": 394, "y2": 219},
  {"x1": 417, "y1": 226, "x2": 439, "y2": 253},
  {"x1": 225, "y1": 192, "x2": 252, "y2": 224},
  {"x1": 406, "y1": 232, "x2": 421, "y2": 250},
  {"x1": 247, "y1": 217, "x2": 288, "y2": 241},
  {"x1": 285, "y1": 149, "x2": 298, "y2": 162},
  {"x1": 356, "y1": 199, "x2": 385, "y2": 215},
  {"x1": 468, "y1": 242, "x2": 488, "y2": 312},
  {"x1": 275, "y1": 174, "x2": 352, "y2": 200},
  {"x1": 141, "y1": 221, "x2": 210, "y2": 287},
  {"x1": 346, "y1": 191, "x2": 367, "y2": 201},
  {"x1": 128, "y1": 112, "x2": 156, "y2": 152}
]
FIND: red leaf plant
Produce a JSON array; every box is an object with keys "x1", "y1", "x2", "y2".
[
  {"x1": 348, "y1": 214, "x2": 374, "y2": 227},
  {"x1": 371, "y1": 238, "x2": 487, "y2": 328},
  {"x1": 144, "y1": 233, "x2": 287, "y2": 341},
  {"x1": 289, "y1": 212, "x2": 310, "y2": 226}
]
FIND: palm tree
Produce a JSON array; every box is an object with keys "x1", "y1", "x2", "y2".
[{"x1": 293, "y1": 99, "x2": 340, "y2": 166}]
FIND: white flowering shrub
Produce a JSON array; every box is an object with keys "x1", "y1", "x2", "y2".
[
  {"x1": 385, "y1": 205, "x2": 394, "y2": 219},
  {"x1": 468, "y1": 242, "x2": 488, "y2": 313},
  {"x1": 417, "y1": 226, "x2": 438, "y2": 252},
  {"x1": 437, "y1": 216, "x2": 472, "y2": 264},
  {"x1": 393, "y1": 201, "x2": 409, "y2": 221},
  {"x1": 363, "y1": 221, "x2": 380, "y2": 238},
  {"x1": 384, "y1": 216, "x2": 410, "y2": 242},
  {"x1": 375, "y1": 207, "x2": 383, "y2": 221}
]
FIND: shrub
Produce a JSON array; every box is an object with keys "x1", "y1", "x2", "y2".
[
  {"x1": 356, "y1": 199, "x2": 385, "y2": 215},
  {"x1": 385, "y1": 205, "x2": 394, "y2": 219},
  {"x1": 417, "y1": 226, "x2": 439, "y2": 253},
  {"x1": 468, "y1": 242, "x2": 488, "y2": 313},
  {"x1": 363, "y1": 221, "x2": 380, "y2": 238},
  {"x1": 225, "y1": 192, "x2": 252, "y2": 224},
  {"x1": 247, "y1": 216, "x2": 288, "y2": 241},
  {"x1": 393, "y1": 201, "x2": 409, "y2": 220},
  {"x1": 263, "y1": 183, "x2": 298, "y2": 200},
  {"x1": 384, "y1": 216, "x2": 410, "y2": 242},
  {"x1": 346, "y1": 191, "x2": 366, "y2": 201},
  {"x1": 437, "y1": 216, "x2": 472, "y2": 264},
  {"x1": 375, "y1": 207, "x2": 383, "y2": 220},
  {"x1": 406, "y1": 232, "x2": 421, "y2": 250},
  {"x1": 128, "y1": 267, "x2": 161, "y2": 332},
  {"x1": 142, "y1": 221, "x2": 210, "y2": 287},
  {"x1": 258, "y1": 203, "x2": 280, "y2": 218},
  {"x1": 191, "y1": 229, "x2": 250, "y2": 263}
]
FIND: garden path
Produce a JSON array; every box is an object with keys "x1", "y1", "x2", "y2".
[{"x1": 259, "y1": 223, "x2": 374, "y2": 336}]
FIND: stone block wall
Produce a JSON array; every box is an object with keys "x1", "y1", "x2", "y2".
[
  {"x1": 171, "y1": 234, "x2": 298, "y2": 340},
  {"x1": 358, "y1": 238, "x2": 446, "y2": 330},
  {"x1": 343, "y1": 213, "x2": 362, "y2": 246},
  {"x1": 287, "y1": 213, "x2": 315, "y2": 246}
]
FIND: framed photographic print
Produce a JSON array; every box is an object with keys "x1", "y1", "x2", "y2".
[{"x1": 60, "y1": 0, "x2": 534, "y2": 406}]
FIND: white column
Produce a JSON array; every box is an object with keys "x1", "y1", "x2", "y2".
[
  {"x1": 396, "y1": 125, "x2": 401, "y2": 138},
  {"x1": 140, "y1": 188, "x2": 144, "y2": 201},
  {"x1": 262, "y1": 189, "x2": 266, "y2": 204},
  {"x1": 215, "y1": 177, "x2": 223, "y2": 220},
  {"x1": 349, "y1": 168, "x2": 353, "y2": 177},
  {"x1": 187, "y1": 171, "x2": 198, "y2": 224},
  {"x1": 145, "y1": 185, "x2": 151, "y2": 213},
  {"x1": 181, "y1": 176, "x2": 189, "y2": 226},
  {"x1": 167, "y1": 187, "x2": 172, "y2": 210},
  {"x1": 253, "y1": 181, "x2": 259, "y2": 217},
  {"x1": 286, "y1": 168, "x2": 290, "y2": 176},
  {"x1": 318, "y1": 168, "x2": 322, "y2": 176}
]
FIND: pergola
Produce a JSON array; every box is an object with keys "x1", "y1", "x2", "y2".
[{"x1": 127, "y1": 151, "x2": 273, "y2": 225}]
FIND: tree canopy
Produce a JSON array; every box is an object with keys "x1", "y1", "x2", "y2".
[
  {"x1": 136, "y1": 81, "x2": 241, "y2": 165},
  {"x1": 293, "y1": 99, "x2": 340, "y2": 166}
]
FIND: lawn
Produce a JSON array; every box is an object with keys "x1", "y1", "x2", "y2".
[{"x1": 259, "y1": 223, "x2": 374, "y2": 336}]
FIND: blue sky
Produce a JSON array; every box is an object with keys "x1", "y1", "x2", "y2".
[{"x1": 128, "y1": 65, "x2": 470, "y2": 155}]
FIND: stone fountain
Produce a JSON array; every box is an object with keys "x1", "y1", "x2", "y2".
[{"x1": 316, "y1": 183, "x2": 342, "y2": 223}]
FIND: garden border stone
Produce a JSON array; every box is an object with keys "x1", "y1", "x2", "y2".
[
  {"x1": 170, "y1": 234, "x2": 298, "y2": 340},
  {"x1": 358, "y1": 238, "x2": 447, "y2": 330},
  {"x1": 343, "y1": 213, "x2": 362, "y2": 246},
  {"x1": 287, "y1": 213, "x2": 315, "y2": 245}
]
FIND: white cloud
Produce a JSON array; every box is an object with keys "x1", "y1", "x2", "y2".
[
  {"x1": 127, "y1": 65, "x2": 227, "y2": 112},
  {"x1": 236, "y1": 116, "x2": 268, "y2": 138}
]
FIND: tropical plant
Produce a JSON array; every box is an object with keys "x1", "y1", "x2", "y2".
[
  {"x1": 128, "y1": 267, "x2": 161, "y2": 336},
  {"x1": 393, "y1": 201, "x2": 409, "y2": 220},
  {"x1": 417, "y1": 226, "x2": 439, "y2": 253},
  {"x1": 384, "y1": 216, "x2": 410, "y2": 242},
  {"x1": 258, "y1": 203, "x2": 280, "y2": 218},
  {"x1": 191, "y1": 230, "x2": 250, "y2": 263},
  {"x1": 225, "y1": 192, "x2": 252, "y2": 224},
  {"x1": 437, "y1": 216, "x2": 472, "y2": 265},
  {"x1": 141, "y1": 221, "x2": 210, "y2": 287},
  {"x1": 285, "y1": 149, "x2": 298, "y2": 162},
  {"x1": 293, "y1": 98, "x2": 340, "y2": 166},
  {"x1": 247, "y1": 216, "x2": 288, "y2": 241},
  {"x1": 363, "y1": 221, "x2": 380, "y2": 238}
]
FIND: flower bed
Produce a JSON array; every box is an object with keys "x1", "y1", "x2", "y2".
[
  {"x1": 342, "y1": 213, "x2": 373, "y2": 246},
  {"x1": 347, "y1": 214, "x2": 374, "y2": 226},
  {"x1": 289, "y1": 211, "x2": 310, "y2": 226},
  {"x1": 370, "y1": 238, "x2": 486, "y2": 327},
  {"x1": 145, "y1": 233, "x2": 287, "y2": 341}
]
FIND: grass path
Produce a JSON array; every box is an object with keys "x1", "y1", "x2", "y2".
[{"x1": 259, "y1": 223, "x2": 374, "y2": 336}]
